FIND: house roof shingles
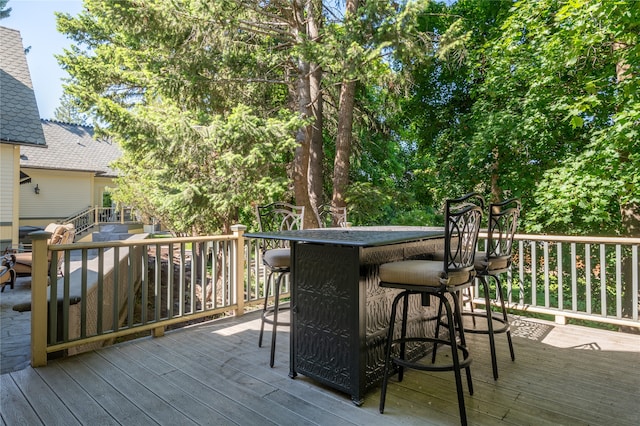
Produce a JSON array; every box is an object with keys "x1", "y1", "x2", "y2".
[
  {"x1": 0, "y1": 26, "x2": 46, "y2": 146},
  {"x1": 21, "y1": 120, "x2": 121, "y2": 177}
]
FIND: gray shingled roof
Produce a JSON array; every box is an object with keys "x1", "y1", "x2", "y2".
[
  {"x1": 20, "y1": 120, "x2": 121, "y2": 177},
  {"x1": 0, "y1": 26, "x2": 46, "y2": 146}
]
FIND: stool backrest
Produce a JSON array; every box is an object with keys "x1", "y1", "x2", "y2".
[
  {"x1": 316, "y1": 204, "x2": 347, "y2": 228},
  {"x1": 256, "y1": 202, "x2": 305, "y2": 251},
  {"x1": 486, "y1": 198, "x2": 521, "y2": 268},
  {"x1": 444, "y1": 193, "x2": 484, "y2": 275}
]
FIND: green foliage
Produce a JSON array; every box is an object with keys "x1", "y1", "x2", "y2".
[
  {"x1": 406, "y1": 0, "x2": 640, "y2": 236},
  {"x1": 56, "y1": 0, "x2": 301, "y2": 234},
  {"x1": 53, "y1": 92, "x2": 92, "y2": 125},
  {"x1": 55, "y1": 0, "x2": 640, "y2": 236},
  {"x1": 111, "y1": 104, "x2": 301, "y2": 234},
  {"x1": 518, "y1": 0, "x2": 640, "y2": 235}
]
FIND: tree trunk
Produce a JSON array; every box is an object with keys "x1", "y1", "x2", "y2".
[
  {"x1": 614, "y1": 41, "x2": 639, "y2": 328},
  {"x1": 307, "y1": 0, "x2": 324, "y2": 221},
  {"x1": 292, "y1": 0, "x2": 317, "y2": 228},
  {"x1": 331, "y1": 0, "x2": 359, "y2": 210},
  {"x1": 332, "y1": 81, "x2": 355, "y2": 209},
  {"x1": 489, "y1": 147, "x2": 502, "y2": 203},
  {"x1": 620, "y1": 202, "x2": 640, "y2": 237},
  {"x1": 614, "y1": 42, "x2": 638, "y2": 237}
]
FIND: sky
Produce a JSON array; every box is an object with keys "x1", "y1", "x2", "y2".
[{"x1": 3, "y1": 0, "x2": 84, "y2": 119}]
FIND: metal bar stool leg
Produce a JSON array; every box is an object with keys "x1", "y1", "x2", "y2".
[
  {"x1": 379, "y1": 291, "x2": 404, "y2": 414},
  {"x1": 258, "y1": 270, "x2": 274, "y2": 349},
  {"x1": 431, "y1": 297, "x2": 444, "y2": 363},
  {"x1": 398, "y1": 292, "x2": 410, "y2": 382},
  {"x1": 452, "y1": 292, "x2": 473, "y2": 395},
  {"x1": 442, "y1": 293, "x2": 469, "y2": 426},
  {"x1": 269, "y1": 272, "x2": 286, "y2": 368},
  {"x1": 495, "y1": 274, "x2": 515, "y2": 361},
  {"x1": 481, "y1": 276, "x2": 499, "y2": 380},
  {"x1": 464, "y1": 286, "x2": 477, "y2": 327}
]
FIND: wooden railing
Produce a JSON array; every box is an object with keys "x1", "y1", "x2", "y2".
[
  {"x1": 475, "y1": 233, "x2": 640, "y2": 329},
  {"x1": 28, "y1": 228, "x2": 638, "y2": 367},
  {"x1": 64, "y1": 206, "x2": 138, "y2": 236},
  {"x1": 29, "y1": 225, "x2": 278, "y2": 366}
]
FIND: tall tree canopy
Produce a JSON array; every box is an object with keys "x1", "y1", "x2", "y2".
[
  {"x1": 56, "y1": 0, "x2": 433, "y2": 232},
  {"x1": 56, "y1": 0, "x2": 639, "y2": 236},
  {"x1": 405, "y1": 0, "x2": 640, "y2": 236},
  {"x1": 57, "y1": 0, "x2": 309, "y2": 233},
  {"x1": 54, "y1": 92, "x2": 91, "y2": 126}
]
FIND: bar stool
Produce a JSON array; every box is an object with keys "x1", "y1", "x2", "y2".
[
  {"x1": 378, "y1": 193, "x2": 483, "y2": 426},
  {"x1": 316, "y1": 204, "x2": 348, "y2": 228},
  {"x1": 464, "y1": 198, "x2": 520, "y2": 380},
  {"x1": 255, "y1": 202, "x2": 304, "y2": 367}
]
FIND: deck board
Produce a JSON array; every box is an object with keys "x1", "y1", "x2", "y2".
[
  {"x1": 132, "y1": 332, "x2": 320, "y2": 425},
  {"x1": 8, "y1": 368, "x2": 81, "y2": 425},
  {"x1": 56, "y1": 355, "x2": 157, "y2": 424},
  {"x1": 32, "y1": 363, "x2": 115, "y2": 424},
  {"x1": 1, "y1": 310, "x2": 639, "y2": 426},
  {"x1": 96, "y1": 347, "x2": 232, "y2": 425},
  {"x1": 0, "y1": 373, "x2": 44, "y2": 425},
  {"x1": 104, "y1": 344, "x2": 265, "y2": 425}
]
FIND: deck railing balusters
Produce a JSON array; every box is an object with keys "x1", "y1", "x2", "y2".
[
  {"x1": 29, "y1": 228, "x2": 639, "y2": 367},
  {"x1": 571, "y1": 243, "x2": 577, "y2": 311},
  {"x1": 471, "y1": 232, "x2": 639, "y2": 329},
  {"x1": 600, "y1": 244, "x2": 607, "y2": 317},
  {"x1": 634, "y1": 245, "x2": 639, "y2": 321}
]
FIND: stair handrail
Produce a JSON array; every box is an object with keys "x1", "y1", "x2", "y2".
[{"x1": 63, "y1": 206, "x2": 95, "y2": 235}]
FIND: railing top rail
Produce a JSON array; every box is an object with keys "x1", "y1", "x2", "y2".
[
  {"x1": 506, "y1": 233, "x2": 640, "y2": 245},
  {"x1": 48, "y1": 229, "x2": 639, "y2": 251},
  {"x1": 49, "y1": 234, "x2": 240, "y2": 251},
  {"x1": 64, "y1": 207, "x2": 94, "y2": 222}
]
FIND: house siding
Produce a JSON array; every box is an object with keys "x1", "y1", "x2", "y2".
[
  {"x1": 0, "y1": 144, "x2": 19, "y2": 249},
  {"x1": 19, "y1": 168, "x2": 93, "y2": 227}
]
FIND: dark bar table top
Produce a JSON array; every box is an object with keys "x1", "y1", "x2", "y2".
[{"x1": 245, "y1": 226, "x2": 444, "y2": 247}]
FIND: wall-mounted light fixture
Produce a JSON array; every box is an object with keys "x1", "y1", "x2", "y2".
[{"x1": 34, "y1": 184, "x2": 40, "y2": 195}]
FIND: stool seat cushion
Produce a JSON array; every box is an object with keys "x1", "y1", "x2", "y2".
[
  {"x1": 380, "y1": 259, "x2": 471, "y2": 287},
  {"x1": 432, "y1": 250, "x2": 509, "y2": 272},
  {"x1": 263, "y1": 248, "x2": 291, "y2": 268},
  {"x1": 473, "y1": 251, "x2": 510, "y2": 272}
]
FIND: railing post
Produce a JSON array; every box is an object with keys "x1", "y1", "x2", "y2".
[
  {"x1": 30, "y1": 231, "x2": 52, "y2": 367},
  {"x1": 555, "y1": 314, "x2": 566, "y2": 325},
  {"x1": 232, "y1": 224, "x2": 247, "y2": 317},
  {"x1": 94, "y1": 205, "x2": 99, "y2": 224}
]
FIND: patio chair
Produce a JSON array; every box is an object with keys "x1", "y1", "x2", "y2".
[
  {"x1": 1, "y1": 254, "x2": 16, "y2": 292},
  {"x1": 255, "y1": 202, "x2": 305, "y2": 367},
  {"x1": 378, "y1": 193, "x2": 484, "y2": 426},
  {"x1": 463, "y1": 198, "x2": 521, "y2": 380},
  {"x1": 316, "y1": 204, "x2": 348, "y2": 228},
  {"x1": 13, "y1": 223, "x2": 76, "y2": 279}
]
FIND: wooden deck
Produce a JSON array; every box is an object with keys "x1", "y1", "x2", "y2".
[{"x1": 1, "y1": 310, "x2": 639, "y2": 425}]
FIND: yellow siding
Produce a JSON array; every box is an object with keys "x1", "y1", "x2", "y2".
[
  {"x1": 0, "y1": 144, "x2": 19, "y2": 249},
  {"x1": 19, "y1": 168, "x2": 93, "y2": 226}
]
